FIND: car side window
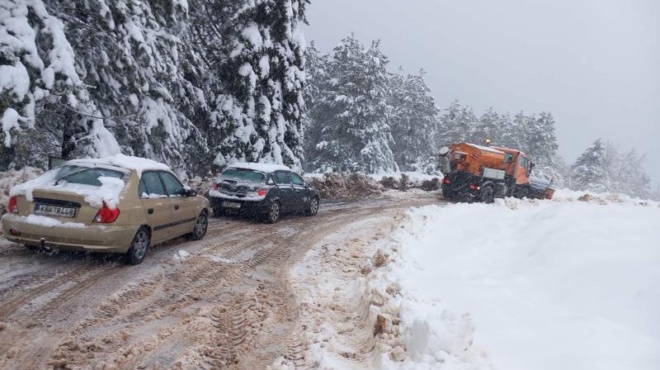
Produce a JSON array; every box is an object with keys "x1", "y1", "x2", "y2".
[
  {"x1": 159, "y1": 171, "x2": 186, "y2": 196},
  {"x1": 289, "y1": 172, "x2": 305, "y2": 186},
  {"x1": 141, "y1": 172, "x2": 166, "y2": 197},
  {"x1": 275, "y1": 171, "x2": 291, "y2": 185}
]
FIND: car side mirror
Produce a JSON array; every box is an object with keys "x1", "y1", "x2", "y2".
[{"x1": 184, "y1": 187, "x2": 197, "y2": 197}]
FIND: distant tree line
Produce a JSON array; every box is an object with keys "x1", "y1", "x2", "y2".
[{"x1": 303, "y1": 36, "x2": 560, "y2": 175}]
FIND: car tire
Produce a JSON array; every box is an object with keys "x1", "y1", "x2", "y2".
[
  {"x1": 188, "y1": 211, "x2": 208, "y2": 241},
  {"x1": 306, "y1": 197, "x2": 319, "y2": 216},
  {"x1": 265, "y1": 201, "x2": 281, "y2": 224},
  {"x1": 126, "y1": 227, "x2": 151, "y2": 265},
  {"x1": 480, "y1": 186, "x2": 495, "y2": 204}
]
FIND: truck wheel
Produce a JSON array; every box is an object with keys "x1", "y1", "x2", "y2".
[
  {"x1": 480, "y1": 186, "x2": 495, "y2": 204},
  {"x1": 516, "y1": 187, "x2": 529, "y2": 199}
]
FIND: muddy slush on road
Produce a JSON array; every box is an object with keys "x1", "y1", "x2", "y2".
[{"x1": 0, "y1": 191, "x2": 440, "y2": 370}]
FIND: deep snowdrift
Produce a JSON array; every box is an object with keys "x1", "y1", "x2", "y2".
[{"x1": 384, "y1": 197, "x2": 660, "y2": 370}]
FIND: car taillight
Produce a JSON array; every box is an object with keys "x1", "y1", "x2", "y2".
[
  {"x1": 212, "y1": 183, "x2": 218, "y2": 190},
  {"x1": 8, "y1": 196, "x2": 18, "y2": 214},
  {"x1": 94, "y1": 202, "x2": 120, "y2": 223},
  {"x1": 469, "y1": 184, "x2": 480, "y2": 191},
  {"x1": 257, "y1": 189, "x2": 268, "y2": 197},
  {"x1": 442, "y1": 178, "x2": 450, "y2": 185}
]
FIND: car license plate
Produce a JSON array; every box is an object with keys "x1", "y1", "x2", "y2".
[
  {"x1": 34, "y1": 203, "x2": 76, "y2": 218},
  {"x1": 222, "y1": 201, "x2": 241, "y2": 209}
]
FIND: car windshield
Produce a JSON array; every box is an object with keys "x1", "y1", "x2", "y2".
[
  {"x1": 55, "y1": 165, "x2": 126, "y2": 187},
  {"x1": 221, "y1": 168, "x2": 265, "y2": 184}
]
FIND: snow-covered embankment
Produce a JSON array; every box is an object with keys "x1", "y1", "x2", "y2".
[{"x1": 279, "y1": 193, "x2": 660, "y2": 370}]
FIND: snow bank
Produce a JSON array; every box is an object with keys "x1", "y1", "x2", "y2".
[{"x1": 385, "y1": 200, "x2": 660, "y2": 370}]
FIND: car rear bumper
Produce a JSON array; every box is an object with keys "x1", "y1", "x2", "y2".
[
  {"x1": 2, "y1": 214, "x2": 137, "y2": 253},
  {"x1": 208, "y1": 194, "x2": 269, "y2": 215}
]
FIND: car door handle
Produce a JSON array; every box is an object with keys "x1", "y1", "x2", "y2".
[
  {"x1": 174, "y1": 204, "x2": 180, "y2": 210},
  {"x1": 147, "y1": 208, "x2": 154, "y2": 214}
]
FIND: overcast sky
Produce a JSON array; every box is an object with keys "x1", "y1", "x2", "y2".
[{"x1": 303, "y1": 0, "x2": 660, "y2": 185}]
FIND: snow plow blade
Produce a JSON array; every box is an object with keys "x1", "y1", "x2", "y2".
[{"x1": 529, "y1": 177, "x2": 554, "y2": 200}]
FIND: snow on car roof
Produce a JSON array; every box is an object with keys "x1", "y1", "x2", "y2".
[
  {"x1": 227, "y1": 162, "x2": 291, "y2": 172},
  {"x1": 67, "y1": 154, "x2": 171, "y2": 175},
  {"x1": 469, "y1": 144, "x2": 506, "y2": 155}
]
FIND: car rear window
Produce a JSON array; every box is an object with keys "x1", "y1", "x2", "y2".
[
  {"x1": 57, "y1": 167, "x2": 125, "y2": 187},
  {"x1": 221, "y1": 169, "x2": 264, "y2": 184}
]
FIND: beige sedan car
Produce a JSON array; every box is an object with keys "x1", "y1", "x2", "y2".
[{"x1": 2, "y1": 155, "x2": 209, "y2": 264}]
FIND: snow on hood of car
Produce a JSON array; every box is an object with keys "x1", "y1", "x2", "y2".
[
  {"x1": 68, "y1": 154, "x2": 171, "y2": 176},
  {"x1": 227, "y1": 162, "x2": 291, "y2": 173}
]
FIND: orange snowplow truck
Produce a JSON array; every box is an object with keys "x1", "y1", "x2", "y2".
[{"x1": 438, "y1": 142, "x2": 555, "y2": 203}]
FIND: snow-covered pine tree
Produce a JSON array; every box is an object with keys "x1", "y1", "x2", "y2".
[
  {"x1": 476, "y1": 108, "x2": 503, "y2": 145},
  {"x1": 56, "y1": 0, "x2": 211, "y2": 176},
  {"x1": 306, "y1": 36, "x2": 398, "y2": 173},
  {"x1": 436, "y1": 100, "x2": 479, "y2": 145},
  {"x1": 603, "y1": 145, "x2": 651, "y2": 199},
  {"x1": 523, "y1": 112, "x2": 559, "y2": 166},
  {"x1": 206, "y1": 0, "x2": 307, "y2": 171},
  {"x1": 496, "y1": 112, "x2": 518, "y2": 148},
  {"x1": 388, "y1": 70, "x2": 440, "y2": 172},
  {"x1": 571, "y1": 139, "x2": 609, "y2": 192},
  {"x1": 302, "y1": 43, "x2": 331, "y2": 167},
  {"x1": 0, "y1": 0, "x2": 121, "y2": 170}
]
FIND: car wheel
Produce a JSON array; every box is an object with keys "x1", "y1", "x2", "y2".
[
  {"x1": 189, "y1": 211, "x2": 208, "y2": 241},
  {"x1": 480, "y1": 186, "x2": 495, "y2": 204},
  {"x1": 306, "y1": 197, "x2": 319, "y2": 216},
  {"x1": 126, "y1": 227, "x2": 151, "y2": 265},
  {"x1": 265, "y1": 201, "x2": 281, "y2": 224}
]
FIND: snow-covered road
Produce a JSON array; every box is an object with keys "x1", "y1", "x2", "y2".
[{"x1": 2, "y1": 189, "x2": 658, "y2": 370}]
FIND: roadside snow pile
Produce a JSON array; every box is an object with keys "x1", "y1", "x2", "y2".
[
  {"x1": 305, "y1": 172, "x2": 442, "y2": 200},
  {"x1": 552, "y1": 188, "x2": 659, "y2": 206},
  {"x1": 306, "y1": 172, "x2": 382, "y2": 199},
  {"x1": 384, "y1": 201, "x2": 660, "y2": 370}
]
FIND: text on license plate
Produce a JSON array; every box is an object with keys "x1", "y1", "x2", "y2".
[
  {"x1": 222, "y1": 201, "x2": 241, "y2": 209},
  {"x1": 34, "y1": 204, "x2": 76, "y2": 218}
]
